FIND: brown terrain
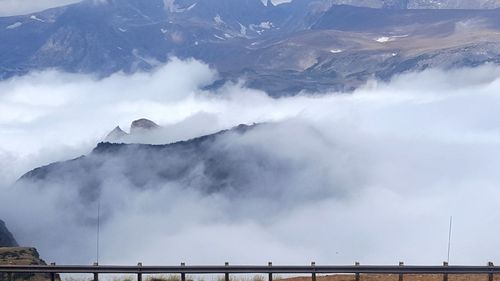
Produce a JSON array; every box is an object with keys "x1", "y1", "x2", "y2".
[
  {"x1": 0, "y1": 247, "x2": 58, "y2": 281},
  {"x1": 284, "y1": 274, "x2": 500, "y2": 281}
]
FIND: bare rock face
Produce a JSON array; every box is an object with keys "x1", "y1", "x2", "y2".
[
  {"x1": 0, "y1": 220, "x2": 18, "y2": 248},
  {"x1": 105, "y1": 126, "x2": 129, "y2": 142},
  {"x1": 104, "y1": 118, "x2": 161, "y2": 143},
  {"x1": 130, "y1": 118, "x2": 160, "y2": 135}
]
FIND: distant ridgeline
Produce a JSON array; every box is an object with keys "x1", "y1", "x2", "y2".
[
  {"x1": 2, "y1": 0, "x2": 500, "y2": 95},
  {"x1": 20, "y1": 122, "x2": 262, "y2": 197}
]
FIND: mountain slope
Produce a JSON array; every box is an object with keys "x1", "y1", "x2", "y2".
[
  {"x1": 0, "y1": 220, "x2": 18, "y2": 248},
  {"x1": 19, "y1": 124, "x2": 265, "y2": 198},
  {"x1": 18, "y1": 121, "x2": 360, "y2": 217},
  {"x1": 3, "y1": 0, "x2": 500, "y2": 95}
]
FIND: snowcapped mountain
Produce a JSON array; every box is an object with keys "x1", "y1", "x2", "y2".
[{"x1": 2, "y1": 0, "x2": 500, "y2": 95}]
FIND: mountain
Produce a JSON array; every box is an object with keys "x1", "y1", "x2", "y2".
[
  {"x1": 0, "y1": 220, "x2": 18, "y2": 247},
  {"x1": 19, "y1": 122, "x2": 347, "y2": 213},
  {"x1": 20, "y1": 123, "x2": 263, "y2": 199},
  {"x1": 2, "y1": 0, "x2": 500, "y2": 95}
]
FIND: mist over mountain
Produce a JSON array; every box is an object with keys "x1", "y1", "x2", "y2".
[
  {"x1": 2, "y1": 0, "x2": 500, "y2": 95},
  {"x1": 20, "y1": 122, "x2": 349, "y2": 207},
  {"x1": 3, "y1": 0, "x2": 500, "y2": 267}
]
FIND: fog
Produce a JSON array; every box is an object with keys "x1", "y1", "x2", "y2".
[{"x1": 1, "y1": 58, "x2": 500, "y2": 266}]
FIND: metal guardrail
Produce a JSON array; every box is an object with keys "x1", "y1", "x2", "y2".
[{"x1": 0, "y1": 262, "x2": 498, "y2": 281}]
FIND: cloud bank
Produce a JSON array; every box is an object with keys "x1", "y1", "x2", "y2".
[
  {"x1": 1, "y1": 58, "x2": 500, "y2": 267},
  {"x1": 0, "y1": 0, "x2": 82, "y2": 16}
]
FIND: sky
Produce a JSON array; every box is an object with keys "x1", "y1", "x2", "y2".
[{"x1": 1, "y1": 58, "x2": 500, "y2": 267}]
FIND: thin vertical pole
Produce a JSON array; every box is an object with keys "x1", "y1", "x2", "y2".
[
  {"x1": 97, "y1": 201, "x2": 101, "y2": 265},
  {"x1": 181, "y1": 262, "x2": 186, "y2": 281},
  {"x1": 93, "y1": 262, "x2": 99, "y2": 281},
  {"x1": 50, "y1": 262, "x2": 56, "y2": 281},
  {"x1": 311, "y1": 262, "x2": 316, "y2": 281},
  {"x1": 355, "y1": 262, "x2": 360, "y2": 281},
  {"x1": 268, "y1": 262, "x2": 273, "y2": 281},
  {"x1": 399, "y1": 262, "x2": 404, "y2": 281},
  {"x1": 447, "y1": 216, "x2": 453, "y2": 264},
  {"x1": 225, "y1": 262, "x2": 229, "y2": 281},
  {"x1": 137, "y1": 262, "x2": 142, "y2": 281},
  {"x1": 443, "y1": 261, "x2": 449, "y2": 281},
  {"x1": 488, "y1": 262, "x2": 494, "y2": 281}
]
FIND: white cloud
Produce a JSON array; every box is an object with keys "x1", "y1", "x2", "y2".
[
  {"x1": 1, "y1": 59, "x2": 500, "y2": 267},
  {"x1": 0, "y1": 0, "x2": 81, "y2": 16}
]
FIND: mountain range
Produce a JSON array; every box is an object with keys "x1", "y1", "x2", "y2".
[
  {"x1": 2, "y1": 0, "x2": 500, "y2": 95},
  {"x1": 20, "y1": 123, "x2": 273, "y2": 198}
]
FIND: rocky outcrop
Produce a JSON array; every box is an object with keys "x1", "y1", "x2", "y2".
[
  {"x1": 0, "y1": 247, "x2": 58, "y2": 281},
  {"x1": 104, "y1": 118, "x2": 160, "y2": 143},
  {"x1": 105, "y1": 126, "x2": 129, "y2": 142},
  {"x1": 0, "y1": 220, "x2": 18, "y2": 248},
  {"x1": 130, "y1": 118, "x2": 160, "y2": 134},
  {"x1": 0, "y1": 247, "x2": 45, "y2": 265}
]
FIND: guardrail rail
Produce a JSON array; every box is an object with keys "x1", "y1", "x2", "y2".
[{"x1": 0, "y1": 262, "x2": 498, "y2": 281}]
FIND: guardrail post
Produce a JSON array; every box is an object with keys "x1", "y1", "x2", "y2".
[
  {"x1": 181, "y1": 262, "x2": 186, "y2": 281},
  {"x1": 311, "y1": 262, "x2": 316, "y2": 281},
  {"x1": 355, "y1": 262, "x2": 360, "y2": 281},
  {"x1": 399, "y1": 262, "x2": 404, "y2": 281},
  {"x1": 488, "y1": 262, "x2": 494, "y2": 281},
  {"x1": 225, "y1": 262, "x2": 230, "y2": 281},
  {"x1": 268, "y1": 262, "x2": 273, "y2": 281},
  {"x1": 7, "y1": 273, "x2": 11, "y2": 281},
  {"x1": 443, "y1": 261, "x2": 448, "y2": 281},
  {"x1": 137, "y1": 262, "x2": 143, "y2": 281},
  {"x1": 50, "y1": 262, "x2": 56, "y2": 281},
  {"x1": 93, "y1": 262, "x2": 99, "y2": 281}
]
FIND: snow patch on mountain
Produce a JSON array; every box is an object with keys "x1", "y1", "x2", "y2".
[
  {"x1": 259, "y1": 21, "x2": 274, "y2": 29},
  {"x1": 30, "y1": 15, "x2": 45, "y2": 22},
  {"x1": 6, "y1": 22, "x2": 22, "y2": 29},
  {"x1": 214, "y1": 14, "x2": 224, "y2": 25}
]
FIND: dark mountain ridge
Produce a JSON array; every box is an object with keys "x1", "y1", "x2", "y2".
[
  {"x1": 20, "y1": 124, "x2": 260, "y2": 198},
  {"x1": 0, "y1": 220, "x2": 18, "y2": 248}
]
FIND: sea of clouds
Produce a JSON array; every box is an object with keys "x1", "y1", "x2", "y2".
[{"x1": 1, "y1": 58, "x2": 500, "y2": 267}]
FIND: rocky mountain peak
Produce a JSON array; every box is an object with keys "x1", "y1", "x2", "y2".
[
  {"x1": 105, "y1": 126, "x2": 129, "y2": 142},
  {"x1": 130, "y1": 118, "x2": 160, "y2": 134},
  {"x1": 104, "y1": 119, "x2": 161, "y2": 143}
]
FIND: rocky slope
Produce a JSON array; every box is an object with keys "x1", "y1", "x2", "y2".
[
  {"x1": 0, "y1": 220, "x2": 18, "y2": 248},
  {"x1": 18, "y1": 121, "x2": 354, "y2": 214},
  {"x1": 0, "y1": 247, "x2": 57, "y2": 281},
  {"x1": 2, "y1": 0, "x2": 500, "y2": 95},
  {"x1": 0, "y1": 247, "x2": 46, "y2": 265},
  {"x1": 20, "y1": 123, "x2": 262, "y2": 197}
]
